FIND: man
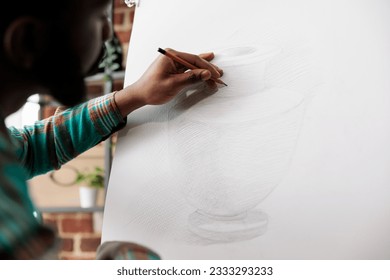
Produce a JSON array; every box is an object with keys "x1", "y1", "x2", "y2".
[{"x1": 0, "y1": 0, "x2": 223, "y2": 259}]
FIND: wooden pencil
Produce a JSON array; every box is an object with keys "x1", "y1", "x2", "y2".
[{"x1": 158, "y1": 48, "x2": 227, "y2": 86}]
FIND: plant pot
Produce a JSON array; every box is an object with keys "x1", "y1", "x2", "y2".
[{"x1": 79, "y1": 186, "x2": 98, "y2": 208}]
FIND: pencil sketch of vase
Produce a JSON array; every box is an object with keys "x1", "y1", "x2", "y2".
[{"x1": 168, "y1": 45, "x2": 306, "y2": 243}]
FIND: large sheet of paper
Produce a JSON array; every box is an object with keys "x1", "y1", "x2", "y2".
[{"x1": 102, "y1": 0, "x2": 390, "y2": 259}]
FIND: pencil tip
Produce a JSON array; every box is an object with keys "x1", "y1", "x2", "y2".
[
  {"x1": 157, "y1": 48, "x2": 166, "y2": 54},
  {"x1": 223, "y1": 82, "x2": 228, "y2": 86}
]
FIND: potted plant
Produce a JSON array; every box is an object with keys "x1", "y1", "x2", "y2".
[
  {"x1": 76, "y1": 166, "x2": 105, "y2": 208},
  {"x1": 98, "y1": 28, "x2": 123, "y2": 94}
]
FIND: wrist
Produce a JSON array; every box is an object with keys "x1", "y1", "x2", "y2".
[{"x1": 114, "y1": 85, "x2": 146, "y2": 117}]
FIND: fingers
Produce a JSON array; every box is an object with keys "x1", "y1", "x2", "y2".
[
  {"x1": 167, "y1": 48, "x2": 223, "y2": 79},
  {"x1": 132, "y1": 48, "x2": 224, "y2": 106},
  {"x1": 200, "y1": 52, "x2": 224, "y2": 77},
  {"x1": 199, "y1": 52, "x2": 215, "y2": 61},
  {"x1": 172, "y1": 69, "x2": 213, "y2": 90}
]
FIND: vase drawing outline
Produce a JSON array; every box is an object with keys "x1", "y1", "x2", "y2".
[{"x1": 168, "y1": 45, "x2": 306, "y2": 243}]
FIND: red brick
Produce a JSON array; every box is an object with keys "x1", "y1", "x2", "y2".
[
  {"x1": 61, "y1": 217, "x2": 93, "y2": 234},
  {"x1": 113, "y1": 11, "x2": 125, "y2": 26},
  {"x1": 116, "y1": 31, "x2": 130, "y2": 46},
  {"x1": 114, "y1": 0, "x2": 128, "y2": 8},
  {"x1": 80, "y1": 237, "x2": 102, "y2": 252},
  {"x1": 61, "y1": 238, "x2": 74, "y2": 252},
  {"x1": 129, "y1": 7, "x2": 135, "y2": 23}
]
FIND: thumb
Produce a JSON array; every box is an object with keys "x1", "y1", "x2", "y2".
[{"x1": 173, "y1": 69, "x2": 211, "y2": 89}]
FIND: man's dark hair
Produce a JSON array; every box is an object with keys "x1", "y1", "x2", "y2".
[{"x1": 0, "y1": 1, "x2": 93, "y2": 106}]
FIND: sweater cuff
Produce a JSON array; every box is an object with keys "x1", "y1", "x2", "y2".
[{"x1": 88, "y1": 92, "x2": 127, "y2": 138}]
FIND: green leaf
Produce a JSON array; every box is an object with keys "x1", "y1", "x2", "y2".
[{"x1": 75, "y1": 167, "x2": 105, "y2": 189}]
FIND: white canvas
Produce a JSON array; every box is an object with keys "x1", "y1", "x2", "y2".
[{"x1": 102, "y1": 0, "x2": 390, "y2": 259}]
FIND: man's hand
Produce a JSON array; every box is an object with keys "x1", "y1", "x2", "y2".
[{"x1": 114, "y1": 48, "x2": 224, "y2": 117}]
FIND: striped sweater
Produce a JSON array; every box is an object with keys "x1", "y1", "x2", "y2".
[{"x1": 0, "y1": 92, "x2": 158, "y2": 259}]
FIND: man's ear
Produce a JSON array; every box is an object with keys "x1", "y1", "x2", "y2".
[{"x1": 3, "y1": 17, "x2": 47, "y2": 70}]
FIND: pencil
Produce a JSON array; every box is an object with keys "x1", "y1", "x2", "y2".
[{"x1": 158, "y1": 48, "x2": 227, "y2": 86}]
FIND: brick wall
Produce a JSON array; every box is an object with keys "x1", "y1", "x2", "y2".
[
  {"x1": 43, "y1": 212, "x2": 104, "y2": 260},
  {"x1": 38, "y1": 1, "x2": 135, "y2": 261},
  {"x1": 113, "y1": 0, "x2": 135, "y2": 68}
]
